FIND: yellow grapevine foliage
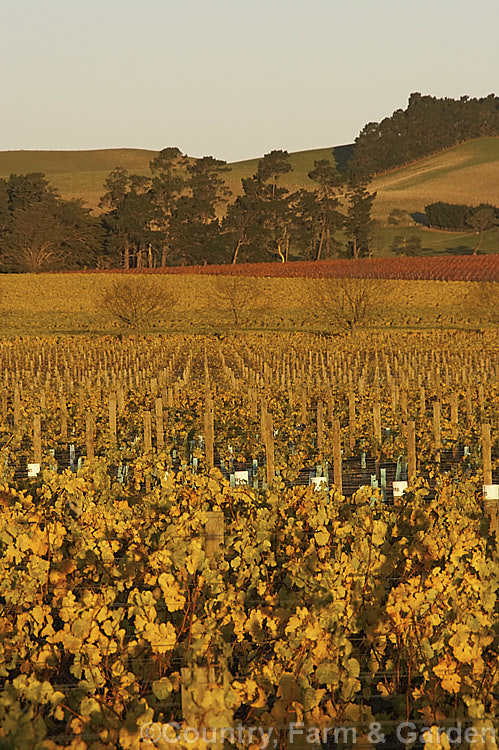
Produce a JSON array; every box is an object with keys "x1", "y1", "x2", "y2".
[
  {"x1": 0, "y1": 331, "x2": 498, "y2": 747},
  {"x1": 0, "y1": 469, "x2": 497, "y2": 749}
]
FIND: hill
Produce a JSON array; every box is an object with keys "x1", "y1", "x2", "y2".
[
  {"x1": 0, "y1": 139, "x2": 497, "y2": 219},
  {"x1": 370, "y1": 137, "x2": 499, "y2": 222},
  {"x1": 0, "y1": 144, "x2": 353, "y2": 212},
  {"x1": 0, "y1": 144, "x2": 354, "y2": 212},
  {"x1": 0, "y1": 148, "x2": 155, "y2": 211},
  {"x1": 224, "y1": 143, "x2": 354, "y2": 196}
]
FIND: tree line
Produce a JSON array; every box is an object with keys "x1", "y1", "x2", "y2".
[
  {"x1": 0, "y1": 149, "x2": 377, "y2": 271},
  {"x1": 425, "y1": 201, "x2": 498, "y2": 254},
  {"x1": 349, "y1": 92, "x2": 499, "y2": 178}
]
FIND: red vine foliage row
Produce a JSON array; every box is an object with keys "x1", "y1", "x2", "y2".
[{"x1": 71, "y1": 255, "x2": 499, "y2": 281}]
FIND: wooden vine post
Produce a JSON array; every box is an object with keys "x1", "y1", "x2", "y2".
[
  {"x1": 33, "y1": 414, "x2": 42, "y2": 465},
  {"x1": 261, "y1": 403, "x2": 275, "y2": 487},
  {"x1": 204, "y1": 390, "x2": 214, "y2": 469},
  {"x1": 419, "y1": 386, "x2": 426, "y2": 417},
  {"x1": 316, "y1": 399, "x2": 324, "y2": 454},
  {"x1": 13, "y1": 388, "x2": 21, "y2": 429},
  {"x1": 60, "y1": 395, "x2": 68, "y2": 444},
  {"x1": 85, "y1": 411, "x2": 94, "y2": 461},
  {"x1": 109, "y1": 393, "x2": 117, "y2": 444},
  {"x1": 450, "y1": 393, "x2": 458, "y2": 435},
  {"x1": 348, "y1": 391, "x2": 356, "y2": 451},
  {"x1": 407, "y1": 420, "x2": 416, "y2": 482},
  {"x1": 205, "y1": 511, "x2": 224, "y2": 560},
  {"x1": 432, "y1": 400, "x2": 441, "y2": 464},
  {"x1": 117, "y1": 385, "x2": 125, "y2": 414},
  {"x1": 155, "y1": 397, "x2": 164, "y2": 451},
  {"x1": 373, "y1": 402, "x2": 382, "y2": 445},
  {"x1": 482, "y1": 424, "x2": 492, "y2": 486},
  {"x1": 332, "y1": 418, "x2": 342, "y2": 496},
  {"x1": 143, "y1": 411, "x2": 152, "y2": 452},
  {"x1": 481, "y1": 423, "x2": 498, "y2": 535}
]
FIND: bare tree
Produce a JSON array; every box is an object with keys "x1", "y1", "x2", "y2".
[
  {"x1": 467, "y1": 208, "x2": 498, "y2": 254},
  {"x1": 463, "y1": 282, "x2": 499, "y2": 326},
  {"x1": 316, "y1": 277, "x2": 382, "y2": 330},
  {"x1": 100, "y1": 278, "x2": 177, "y2": 343},
  {"x1": 211, "y1": 275, "x2": 259, "y2": 327}
]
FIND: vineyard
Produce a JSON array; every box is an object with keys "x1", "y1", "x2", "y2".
[
  {"x1": 0, "y1": 331, "x2": 499, "y2": 749},
  {"x1": 75, "y1": 254, "x2": 499, "y2": 282}
]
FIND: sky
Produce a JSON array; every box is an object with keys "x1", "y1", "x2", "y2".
[{"x1": 1, "y1": 0, "x2": 498, "y2": 162}]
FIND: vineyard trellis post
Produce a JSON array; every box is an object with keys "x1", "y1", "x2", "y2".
[
  {"x1": 261, "y1": 405, "x2": 275, "y2": 487},
  {"x1": 85, "y1": 411, "x2": 94, "y2": 461},
  {"x1": 204, "y1": 390, "x2": 214, "y2": 469},
  {"x1": 433, "y1": 400, "x2": 441, "y2": 463},
  {"x1": 33, "y1": 414, "x2": 41, "y2": 465},
  {"x1": 332, "y1": 418, "x2": 342, "y2": 495},
  {"x1": 407, "y1": 420, "x2": 416, "y2": 481},
  {"x1": 481, "y1": 423, "x2": 498, "y2": 535},
  {"x1": 143, "y1": 411, "x2": 152, "y2": 452},
  {"x1": 205, "y1": 511, "x2": 224, "y2": 559},
  {"x1": 316, "y1": 399, "x2": 324, "y2": 453},
  {"x1": 109, "y1": 393, "x2": 117, "y2": 443},
  {"x1": 155, "y1": 397, "x2": 164, "y2": 450},
  {"x1": 348, "y1": 391, "x2": 356, "y2": 451}
]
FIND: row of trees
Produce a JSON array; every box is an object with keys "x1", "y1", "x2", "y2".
[
  {"x1": 0, "y1": 150, "x2": 377, "y2": 271},
  {"x1": 101, "y1": 274, "x2": 499, "y2": 343},
  {"x1": 349, "y1": 92, "x2": 499, "y2": 177},
  {"x1": 96, "y1": 148, "x2": 378, "y2": 269},
  {"x1": 425, "y1": 201, "x2": 498, "y2": 253}
]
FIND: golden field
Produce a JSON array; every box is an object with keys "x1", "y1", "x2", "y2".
[{"x1": 0, "y1": 272, "x2": 490, "y2": 336}]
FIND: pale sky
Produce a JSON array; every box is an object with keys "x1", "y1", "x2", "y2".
[{"x1": 1, "y1": 0, "x2": 498, "y2": 162}]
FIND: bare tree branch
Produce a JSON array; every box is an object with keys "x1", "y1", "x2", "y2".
[
  {"x1": 316, "y1": 277, "x2": 382, "y2": 330},
  {"x1": 100, "y1": 278, "x2": 177, "y2": 343}
]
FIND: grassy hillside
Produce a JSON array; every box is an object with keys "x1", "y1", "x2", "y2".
[
  {"x1": 0, "y1": 148, "x2": 154, "y2": 211},
  {"x1": 371, "y1": 138, "x2": 499, "y2": 221},
  {"x1": 0, "y1": 139, "x2": 497, "y2": 254},
  {"x1": 224, "y1": 143, "x2": 353, "y2": 196},
  {"x1": 0, "y1": 144, "x2": 353, "y2": 211}
]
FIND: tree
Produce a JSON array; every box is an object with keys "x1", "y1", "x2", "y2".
[
  {"x1": 211, "y1": 275, "x2": 263, "y2": 327},
  {"x1": 171, "y1": 156, "x2": 229, "y2": 264},
  {"x1": 467, "y1": 207, "x2": 498, "y2": 254},
  {"x1": 463, "y1": 282, "x2": 499, "y2": 326},
  {"x1": 222, "y1": 193, "x2": 265, "y2": 264},
  {"x1": 387, "y1": 208, "x2": 415, "y2": 226},
  {"x1": 1, "y1": 202, "x2": 64, "y2": 271},
  {"x1": 149, "y1": 147, "x2": 188, "y2": 266},
  {"x1": 0, "y1": 173, "x2": 105, "y2": 271},
  {"x1": 390, "y1": 234, "x2": 423, "y2": 256},
  {"x1": 236, "y1": 150, "x2": 294, "y2": 263},
  {"x1": 348, "y1": 93, "x2": 499, "y2": 177},
  {"x1": 316, "y1": 277, "x2": 382, "y2": 330},
  {"x1": 100, "y1": 170, "x2": 158, "y2": 269},
  {"x1": 54, "y1": 199, "x2": 105, "y2": 268},
  {"x1": 5, "y1": 172, "x2": 58, "y2": 211},
  {"x1": 295, "y1": 158, "x2": 343, "y2": 260},
  {"x1": 100, "y1": 278, "x2": 177, "y2": 344},
  {"x1": 344, "y1": 181, "x2": 377, "y2": 258}
]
